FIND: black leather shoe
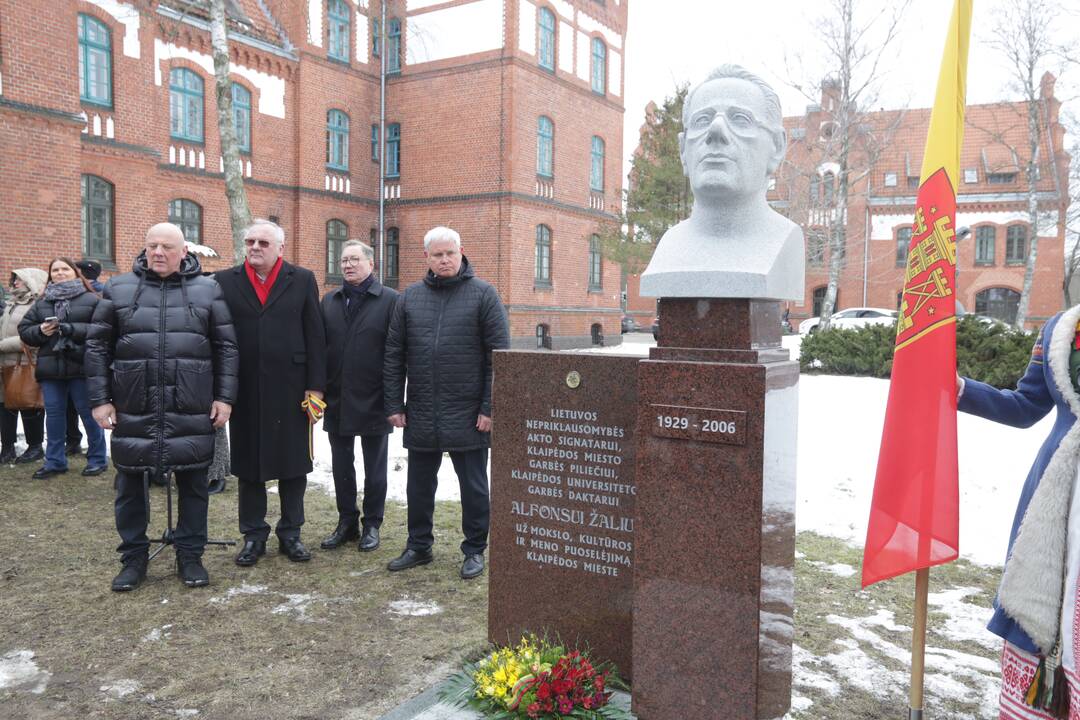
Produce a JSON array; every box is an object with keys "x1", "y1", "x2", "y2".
[
  {"x1": 32, "y1": 466, "x2": 66, "y2": 479},
  {"x1": 234, "y1": 539, "x2": 266, "y2": 566},
  {"x1": 387, "y1": 548, "x2": 433, "y2": 571},
  {"x1": 82, "y1": 465, "x2": 108, "y2": 477},
  {"x1": 0, "y1": 448, "x2": 16, "y2": 464},
  {"x1": 358, "y1": 526, "x2": 380, "y2": 552},
  {"x1": 14, "y1": 446, "x2": 44, "y2": 464},
  {"x1": 111, "y1": 556, "x2": 147, "y2": 592},
  {"x1": 320, "y1": 522, "x2": 359, "y2": 550},
  {"x1": 177, "y1": 557, "x2": 209, "y2": 587},
  {"x1": 66, "y1": 441, "x2": 83, "y2": 456},
  {"x1": 206, "y1": 477, "x2": 226, "y2": 495},
  {"x1": 279, "y1": 537, "x2": 312, "y2": 562},
  {"x1": 461, "y1": 553, "x2": 485, "y2": 580}
]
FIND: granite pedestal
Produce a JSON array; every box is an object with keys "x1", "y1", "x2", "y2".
[{"x1": 632, "y1": 298, "x2": 797, "y2": 720}]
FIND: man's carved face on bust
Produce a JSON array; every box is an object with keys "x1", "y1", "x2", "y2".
[{"x1": 679, "y1": 76, "x2": 785, "y2": 202}]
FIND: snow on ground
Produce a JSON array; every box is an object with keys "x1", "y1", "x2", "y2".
[
  {"x1": 388, "y1": 597, "x2": 444, "y2": 617},
  {"x1": 100, "y1": 679, "x2": 141, "y2": 699},
  {"x1": 0, "y1": 650, "x2": 51, "y2": 694}
]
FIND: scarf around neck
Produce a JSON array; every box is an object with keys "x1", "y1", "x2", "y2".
[{"x1": 44, "y1": 279, "x2": 87, "y2": 321}]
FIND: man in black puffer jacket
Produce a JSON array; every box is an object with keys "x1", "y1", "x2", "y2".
[
  {"x1": 384, "y1": 226, "x2": 509, "y2": 580},
  {"x1": 86, "y1": 223, "x2": 239, "y2": 592}
]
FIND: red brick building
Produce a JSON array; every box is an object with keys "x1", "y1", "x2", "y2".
[{"x1": 0, "y1": 0, "x2": 627, "y2": 348}]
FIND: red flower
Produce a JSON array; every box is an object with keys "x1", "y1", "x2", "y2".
[
  {"x1": 536, "y1": 683, "x2": 551, "y2": 701},
  {"x1": 526, "y1": 702, "x2": 540, "y2": 719},
  {"x1": 557, "y1": 697, "x2": 574, "y2": 714}
]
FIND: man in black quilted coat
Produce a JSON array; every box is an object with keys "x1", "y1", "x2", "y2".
[
  {"x1": 86, "y1": 223, "x2": 239, "y2": 592},
  {"x1": 384, "y1": 226, "x2": 509, "y2": 579}
]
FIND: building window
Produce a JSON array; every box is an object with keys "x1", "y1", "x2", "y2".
[
  {"x1": 536, "y1": 323, "x2": 552, "y2": 349},
  {"x1": 591, "y1": 323, "x2": 603, "y2": 346},
  {"x1": 812, "y1": 286, "x2": 830, "y2": 318},
  {"x1": 975, "y1": 287, "x2": 1021, "y2": 324},
  {"x1": 807, "y1": 230, "x2": 826, "y2": 267},
  {"x1": 809, "y1": 174, "x2": 821, "y2": 205},
  {"x1": 988, "y1": 172, "x2": 1017, "y2": 185},
  {"x1": 78, "y1": 14, "x2": 112, "y2": 107},
  {"x1": 385, "y1": 123, "x2": 400, "y2": 177},
  {"x1": 387, "y1": 18, "x2": 402, "y2": 73},
  {"x1": 385, "y1": 227, "x2": 400, "y2": 286},
  {"x1": 82, "y1": 175, "x2": 114, "y2": 260},
  {"x1": 535, "y1": 224, "x2": 552, "y2": 285},
  {"x1": 907, "y1": 176, "x2": 920, "y2": 189},
  {"x1": 590, "y1": 136, "x2": 605, "y2": 192},
  {"x1": 168, "y1": 199, "x2": 202, "y2": 246},
  {"x1": 822, "y1": 172, "x2": 836, "y2": 206},
  {"x1": 371, "y1": 125, "x2": 379, "y2": 162},
  {"x1": 591, "y1": 37, "x2": 606, "y2": 94},
  {"x1": 896, "y1": 226, "x2": 912, "y2": 268},
  {"x1": 327, "y1": 219, "x2": 348, "y2": 277},
  {"x1": 232, "y1": 83, "x2": 251, "y2": 153},
  {"x1": 975, "y1": 226, "x2": 995, "y2": 265},
  {"x1": 538, "y1": 7, "x2": 555, "y2": 71},
  {"x1": 883, "y1": 172, "x2": 897, "y2": 187},
  {"x1": 327, "y1": 109, "x2": 349, "y2": 171},
  {"x1": 537, "y1": 116, "x2": 554, "y2": 177},
  {"x1": 169, "y1": 68, "x2": 204, "y2": 142},
  {"x1": 588, "y1": 234, "x2": 602, "y2": 290},
  {"x1": 964, "y1": 168, "x2": 978, "y2": 184},
  {"x1": 372, "y1": 18, "x2": 380, "y2": 57},
  {"x1": 328, "y1": 0, "x2": 350, "y2": 62},
  {"x1": 1006, "y1": 225, "x2": 1027, "y2": 265}
]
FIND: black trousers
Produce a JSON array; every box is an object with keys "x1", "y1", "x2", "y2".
[
  {"x1": 328, "y1": 432, "x2": 387, "y2": 529},
  {"x1": 115, "y1": 468, "x2": 209, "y2": 562},
  {"x1": 406, "y1": 448, "x2": 489, "y2": 556},
  {"x1": 238, "y1": 475, "x2": 306, "y2": 542},
  {"x1": 0, "y1": 403, "x2": 44, "y2": 450},
  {"x1": 66, "y1": 398, "x2": 82, "y2": 445}
]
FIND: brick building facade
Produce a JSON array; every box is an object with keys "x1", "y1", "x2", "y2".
[{"x1": 0, "y1": 0, "x2": 627, "y2": 348}]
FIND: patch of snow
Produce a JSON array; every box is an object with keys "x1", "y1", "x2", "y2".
[
  {"x1": 209, "y1": 583, "x2": 268, "y2": 604},
  {"x1": 271, "y1": 593, "x2": 320, "y2": 622},
  {"x1": 928, "y1": 587, "x2": 1001, "y2": 652},
  {"x1": 388, "y1": 597, "x2": 443, "y2": 616},
  {"x1": 142, "y1": 624, "x2": 173, "y2": 642},
  {"x1": 100, "y1": 679, "x2": 141, "y2": 698},
  {"x1": 807, "y1": 560, "x2": 857, "y2": 578},
  {"x1": 0, "y1": 650, "x2": 51, "y2": 694},
  {"x1": 175, "y1": 710, "x2": 199, "y2": 718}
]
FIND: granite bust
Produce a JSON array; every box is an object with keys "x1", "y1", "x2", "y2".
[{"x1": 640, "y1": 65, "x2": 804, "y2": 300}]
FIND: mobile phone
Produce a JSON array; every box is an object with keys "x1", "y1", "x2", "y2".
[{"x1": 44, "y1": 316, "x2": 58, "y2": 323}]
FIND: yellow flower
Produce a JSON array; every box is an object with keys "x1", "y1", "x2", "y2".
[{"x1": 493, "y1": 667, "x2": 507, "y2": 684}]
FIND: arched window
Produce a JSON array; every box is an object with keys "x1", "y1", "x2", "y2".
[
  {"x1": 895, "y1": 226, "x2": 912, "y2": 268},
  {"x1": 169, "y1": 68, "x2": 204, "y2": 142},
  {"x1": 231, "y1": 83, "x2": 251, "y2": 153},
  {"x1": 385, "y1": 227, "x2": 400, "y2": 286},
  {"x1": 538, "y1": 8, "x2": 555, "y2": 71},
  {"x1": 591, "y1": 37, "x2": 606, "y2": 94},
  {"x1": 78, "y1": 14, "x2": 112, "y2": 106},
  {"x1": 975, "y1": 287, "x2": 1021, "y2": 324},
  {"x1": 326, "y1": 219, "x2": 348, "y2": 276},
  {"x1": 591, "y1": 323, "x2": 604, "y2": 346},
  {"x1": 327, "y1": 110, "x2": 349, "y2": 170},
  {"x1": 588, "y1": 234, "x2": 602, "y2": 290},
  {"x1": 812, "y1": 286, "x2": 837, "y2": 318},
  {"x1": 82, "y1": 175, "x2": 114, "y2": 260},
  {"x1": 535, "y1": 224, "x2": 552, "y2": 285},
  {"x1": 975, "y1": 225, "x2": 996, "y2": 265},
  {"x1": 590, "y1": 136, "x2": 605, "y2": 192},
  {"x1": 537, "y1": 116, "x2": 554, "y2": 177},
  {"x1": 1006, "y1": 225, "x2": 1027, "y2": 265},
  {"x1": 328, "y1": 0, "x2": 351, "y2": 62},
  {"x1": 168, "y1": 199, "x2": 202, "y2": 246}
]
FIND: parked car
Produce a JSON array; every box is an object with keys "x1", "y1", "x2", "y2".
[
  {"x1": 798, "y1": 307, "x2": 898, "y2": 335},
  {"x1": 621, "y1": 315, "x2": 639, "y2": 333}
]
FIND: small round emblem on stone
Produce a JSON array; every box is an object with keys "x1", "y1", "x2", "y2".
[{"x1": 565, "y1": 371, "x2": 581, "y2": 389}]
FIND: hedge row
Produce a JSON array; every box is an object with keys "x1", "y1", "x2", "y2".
[{"x1": 799, "y1": 316, "x2": 1039, "y2": 389}]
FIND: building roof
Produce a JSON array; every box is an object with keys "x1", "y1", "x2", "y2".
[{"x1": 159, "y1": 0, "x2": 290, "y2": 50}]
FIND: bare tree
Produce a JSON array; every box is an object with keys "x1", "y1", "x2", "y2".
[
  {"x1": 1064, "y1": 125, "x2": 1080, "y2": 305},
  {"x1": 785, "y1": 0, "x2": 910, "y2": 329},
  {"x1": 209, "y1": 0, "x2": 252, "y2": 263},
  {"x1": 988, "y1": 0, "x2": 1076, "y2": 327}
]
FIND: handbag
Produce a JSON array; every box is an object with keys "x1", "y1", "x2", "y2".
[{"x1": 1, "y1": 344, "x2": 43, "y2": 410}]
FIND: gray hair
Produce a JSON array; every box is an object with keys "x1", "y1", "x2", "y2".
[
  {"x1": 243, "y1": 218, "x2": 285, "y2": 245},
  {"x1": 423, "y1": 226, "x2": 461, "y2": 251},
  {"x1": 342, "y1": 239, "x2": 374, "y2": 261},
  {"x1": 683, "y1": 64, "x2": 784, "y2": 135}
]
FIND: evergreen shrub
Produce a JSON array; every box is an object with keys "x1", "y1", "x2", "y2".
[{"x1": 799, "y1": 316, "x2": 1038, "y2": 389}]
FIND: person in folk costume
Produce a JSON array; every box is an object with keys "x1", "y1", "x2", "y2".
[
  {"x1": 214, "y1": 219, "x2": 327, "y2": 567},
  {"x1": 958, "y1": 306, "x2": 1080, "y2": 719}
]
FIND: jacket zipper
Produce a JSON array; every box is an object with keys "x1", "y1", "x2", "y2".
[{"x1": 157, "y1": 280, "x2": 167, "y2": 472}]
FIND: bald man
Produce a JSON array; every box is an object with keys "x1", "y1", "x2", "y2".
[{"x1": 86, "y1": 223, "x2": 239, "y2": 592}]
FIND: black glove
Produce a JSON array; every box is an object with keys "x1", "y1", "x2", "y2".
[{"x1": 57, "y1": 322, "x2": 73, "y2": 336}]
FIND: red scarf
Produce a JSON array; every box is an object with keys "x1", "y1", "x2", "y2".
[{"x1": 244, "y1": 257, "x2": 283, "y2": 305}]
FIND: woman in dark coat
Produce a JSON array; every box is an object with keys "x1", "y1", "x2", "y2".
[{"x1": 18, "y1": 257, "x2": 106, "y2": 477}]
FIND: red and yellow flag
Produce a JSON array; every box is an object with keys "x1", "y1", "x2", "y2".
[{"x1": 862, "y1": 0, "x2": 972, "y2": 587}]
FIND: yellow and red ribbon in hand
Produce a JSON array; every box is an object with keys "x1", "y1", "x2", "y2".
[{"x1": 301, "y1": 393, "x2": 327, "y2": 460}]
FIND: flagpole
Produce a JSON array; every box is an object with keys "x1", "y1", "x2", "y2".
[{"x1": 909, "y1": 567, "x2": 930, "y2": 719}]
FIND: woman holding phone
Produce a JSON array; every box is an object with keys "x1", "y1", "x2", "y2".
[{"x1": 18, "y1": 257, "x2": 106, "y2": 478}]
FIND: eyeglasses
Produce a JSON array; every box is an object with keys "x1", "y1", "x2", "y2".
[
  {"x1": 244, "y1": 238, "x2": 273, "y2": 248},
  {"x1": 340, "y1": 257, "x2": 366, "y2": 266},
  {"x1": 685, "y1": 106, "x2": 770, "y2": 140}
]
